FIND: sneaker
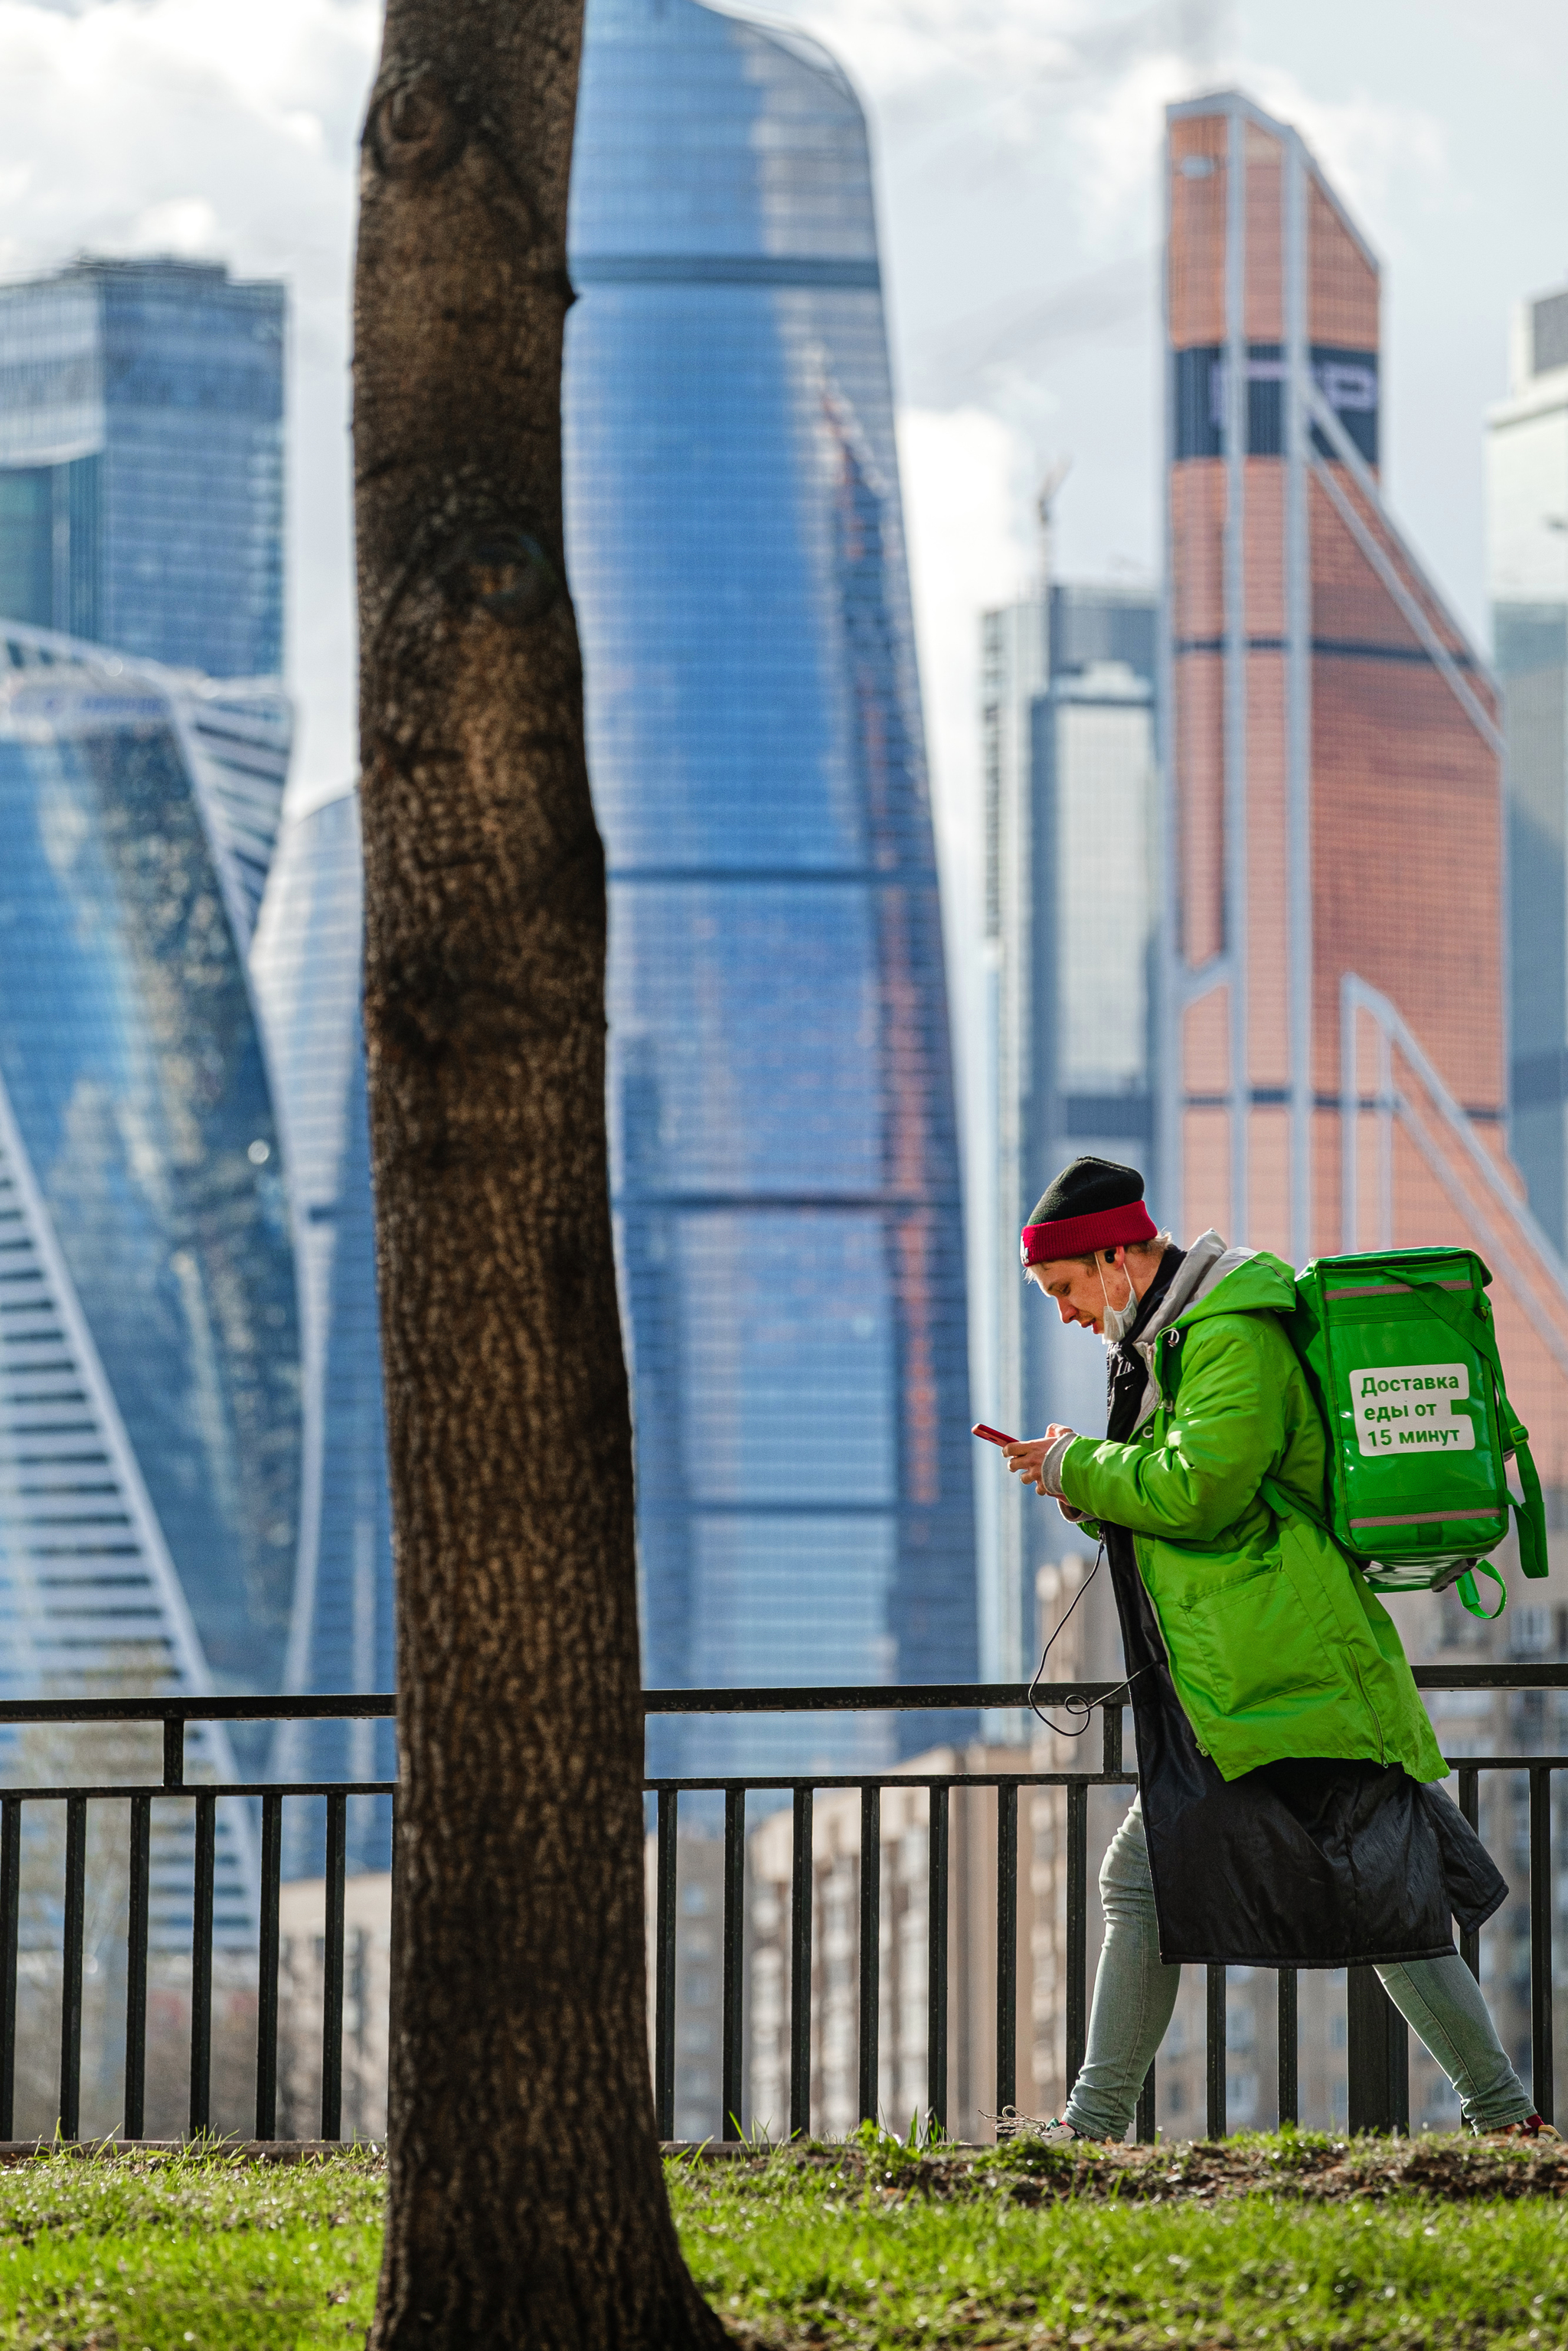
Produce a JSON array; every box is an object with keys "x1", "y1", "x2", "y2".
[
  {"x1": 993, "y1": 2106, "x2": 1079, "y2": 2144},
  {"x1": 1482, "y1": 2113, "x2": 1564, "y2": 2143}
]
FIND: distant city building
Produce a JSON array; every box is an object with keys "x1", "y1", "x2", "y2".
[
  {"x1": 276, "y1": 1870, "x2": 391, "y2": 2141},
  {"x1": 566, "y1": 0, "x2": 976, "y2": 1775},
  {"x1": 1488, "y1": 286, "x2": 1568, "y2": 1252},
  {"x1": 250, "y1": 786, "x2": 394, "y2": 1862},
  {"x1": 1161, "y1": 90, "x2": 1568, "y2": 1435},
  {"x1": 0, "y1": 624, "x2": 296, "y2": 1945},
  {"x1": 975, "y1": 566, "x2": 1158, "y2": 1679},
  {"x1": 0, "y1": 257, "x2": 284, "y2": 679}
]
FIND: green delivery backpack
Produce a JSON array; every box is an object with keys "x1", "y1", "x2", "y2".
[{"x1": 1278, "y1": 1249, "x2": 1550, "y2": 1619}]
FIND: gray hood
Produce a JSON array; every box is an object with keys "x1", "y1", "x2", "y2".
[{"x1": 1127, "y1": 1230, "x2": 1259, "y2": 1430}]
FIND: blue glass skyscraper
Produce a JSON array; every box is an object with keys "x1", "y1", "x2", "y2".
[
  {"x1": 567, "y1": 0, "x2": 977, "y2": 1771},
  {"x1": 0, "y1": 258, "x2": 283, "y2": 680},
  {"x1": 250, "y1": 785, "x2": 395, "y2": 1853},
  {"x1": 0, "y1": 625, "x2": 297, "y2": 1811}
]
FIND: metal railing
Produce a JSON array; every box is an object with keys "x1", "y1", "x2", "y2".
[{"x1": 0, "y1": 1671, "x2": 1563, "y2": 2145}]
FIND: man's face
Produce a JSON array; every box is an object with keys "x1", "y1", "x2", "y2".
[{"x1": 1025, "y1": 1248, "x2": 1132, "y2": 1334}]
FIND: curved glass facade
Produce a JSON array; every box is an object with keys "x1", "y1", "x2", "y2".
[
  {"x1": 0, "y1": 625, "x2": 300, "y2": 1733},
  {"x1": 250, "y1": 785, "x2": 395, "y2": 1854},
  {"x1": 567, "y1": 0, "x2": 976, "y2": 1772}
]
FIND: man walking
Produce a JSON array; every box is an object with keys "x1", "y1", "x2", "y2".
[{"x1": 1001, "y1": 1154, "x2": 1551, "y2": 2143}]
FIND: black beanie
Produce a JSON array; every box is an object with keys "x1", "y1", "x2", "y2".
[{"x1": 1021, "y1": 1157, "x2": 1156, "y2": 1265}]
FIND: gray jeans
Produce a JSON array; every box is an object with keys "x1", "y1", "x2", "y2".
[{"x1": 1062, "y1": 1798, "x2": 1531, "y2": 2139}]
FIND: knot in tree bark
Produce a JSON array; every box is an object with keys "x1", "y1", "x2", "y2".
[
  {"x1": 366, "y1": 65, "x2": 465, "y2": 182},
  {"x1": 439, "y1": 527, "x2": 560, "y2": 628}
]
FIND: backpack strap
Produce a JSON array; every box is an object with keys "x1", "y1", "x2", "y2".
[
  {"x1": 1454, "y1": 1560, "x2": 1508, "y2": 1620},
  {"x1": 1386, "y1": 1269, "x2": 1550, "y2": 1585},
  {"x1": 1259, "y1": 1473, "x2": 1508, "y2": 1621},
  {"x1": 1259, "y1": 1471, "x2": 1328, "y2": 1535}
]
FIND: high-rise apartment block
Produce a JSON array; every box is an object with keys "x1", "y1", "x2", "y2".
[
  {"x1": 1489, "y1": 286, "x2": 1568, "y2": 1253},
  {"x1": 976, "y1": 575, "x2": 1158, "y2": 1677},
  {"x1": 1163, "y1": 91, "x2": 1568, "y2": 1478},
  {"x1": 0, "y1": 258, "x2": 283, "y2": 679},
  {"x1": 566, "y1": 0, "x2": 976, "y2": 1774}
]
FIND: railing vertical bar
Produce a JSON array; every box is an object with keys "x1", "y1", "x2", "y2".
[
  {"x1": 1101, "y1": 1704, "x2": 1122, "y2": 1775},
  {"x1": 322, "y1": 1791, "x2": 347, "y2": 2141},
  {"x1": 123, "y1": 1794, "x2": 151, "y2": 2140},
  {"x1": 1206, "y1": 1962, "x2": 1227, "y2": 2140},
  {"x1": 1346, "y1": 1964, "x2": 1404, "y2": 2135},
  {"x1": 722, "y1": 1786, "x2": 746, "y2": 2142},
  {"x1": 789, "y1": 1787, "x2": 814, "y2": 2140},
  {"x1": 188, "y1": 1791, "x2": 215, "y2": 2137},
  {"x1": 0, "y1": 1798, "x2": 18, "y2": 2140},
  {"x1": 995, "y1": 1781, "x2": 1018, "y2": 2124},
  {"x1": 1459, "y1": 1767, "x2": 1481, "y2": 1982},
  {"x1": 59, "y1": 1794, "x2": 87, "y2": 2142},
  {"x1": 1066, "y1": 1781, "x2": 1088, "y2": 2092},
  {"x1": 1276, "y1": 1966, "x2": 1298, "y2": 2127},
  {"x1": 254, "y1": 1792, "x2": 282, "y2": 2141},
  {"x1": 1136, "y1": 2059, "x2": 1156, "y2": 2143},
  {"x1": 162, "y1": 1717, "x2": 185, "y2": 1790},
  {"x1": 653, "y1": 1788, "x2": 678, "y2": 2142},
  {"x1": 928, "y1": 1781, "x2": 949, "y2": 2135},
  {"x1": 858, "y1": 1784, "x2": 880, "y2": 2124},
  {"x1": 1530, "y1": 1765, "x2": 1553, "y2": 2123},
  {"x1": 386, "y1": 1786, "x2": 402, "y2": 2124}
]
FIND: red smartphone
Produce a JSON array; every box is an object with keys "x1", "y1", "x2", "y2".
[{"x1": 972, "y1": 1424, "x2": 1021, "y2": 1448}]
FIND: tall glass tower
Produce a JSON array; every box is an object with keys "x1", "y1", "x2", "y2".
[
  {"x1": 567, "y1": 0, "x2": 976, "y2": 1772},
  {"x1": 1488, "y1": 286, "x2": 1568, "y2": 1252},
  {"x1": 0, "y1": 624, "x2": 298, "y2": 1814},
  {"x1": 250, "y1": 785, "x2": 395, "y2": 1858},
  {"x1": 976, "y1": 573, "x2": 1157, "y2": 1682},
  {"x1": 0, "y1": 258, "x2": 284, "y2": 680}
]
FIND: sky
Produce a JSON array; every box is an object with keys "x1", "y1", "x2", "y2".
[{"x1": 2, "y1": 0, "x2": 1566, "y2": 948}]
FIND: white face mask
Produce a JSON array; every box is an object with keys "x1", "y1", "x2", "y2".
[{"x1": 1096, "y1": 1254, "x2": 1139, "y2": 1348}]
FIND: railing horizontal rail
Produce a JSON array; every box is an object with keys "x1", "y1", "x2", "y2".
[
  {"x1": 0, "y1": 1696, "x2": 399, "y2": 1725},
  {"x1": 642, "y1": 1774, "x2": 1138, "y2": 1792},
  {"x1": 0, "y1": 1664, "x2": 1558, "y2": 1728},
  {"x1": 19, "y1": 1756, "x2": 1566, "y2": 1794},
  {"x1": 0, "y1": 1781, "x2": 397, "y2": 1802}
]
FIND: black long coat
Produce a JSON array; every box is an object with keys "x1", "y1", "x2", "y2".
[{"x1": 1099, "y1": 1247, "x2": 1505, "y2": 1968}]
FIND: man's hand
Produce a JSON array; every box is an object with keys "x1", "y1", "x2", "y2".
[{"x1": 1002, "y1": 1425, "x2": 1076, "y2": 1496}]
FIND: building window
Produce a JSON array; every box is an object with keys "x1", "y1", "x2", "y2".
[{"x1": 0, "y1": 467, "x2": 52, "y2": 629}]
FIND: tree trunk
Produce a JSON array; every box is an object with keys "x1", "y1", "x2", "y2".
[{"x1": 353, "y1": 5, "x2": 729, "y2": 2343}]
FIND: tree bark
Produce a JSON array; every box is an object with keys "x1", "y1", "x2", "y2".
[{"x1": 353, "y1": 5, "x2": 729, "y2": 2343}]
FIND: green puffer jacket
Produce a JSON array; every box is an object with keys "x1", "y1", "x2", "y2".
[{"x1": 1057, "y1": 1251, "x2": 1448, "y2": 1785}]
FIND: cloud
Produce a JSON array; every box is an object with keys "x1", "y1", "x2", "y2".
[
  {"x1": 128, "y1": 195, "x2": 224, "y2": 256},
  {"x1": 896, "y1": 402, "x2": 1034, "y2": 1107},
  {"x1": 916, "y1": 249, "x2": 1155, "y2": 407}
]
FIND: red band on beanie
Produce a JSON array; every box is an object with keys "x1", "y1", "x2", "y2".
[{"x1": 1021, "y1": 1200, "x2": 1158, "y2": 1265}]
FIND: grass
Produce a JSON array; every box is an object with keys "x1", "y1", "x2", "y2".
[
  {"x1": 0, "y1": 2129, "x2": 1563, "y2": 2346},
  {"x1": 0, "y1": 2144, "x2": 383, "y2": 2348},
  {"x1": 675, "y1": 2127, "x2": 1568, "y2": 2346}
]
